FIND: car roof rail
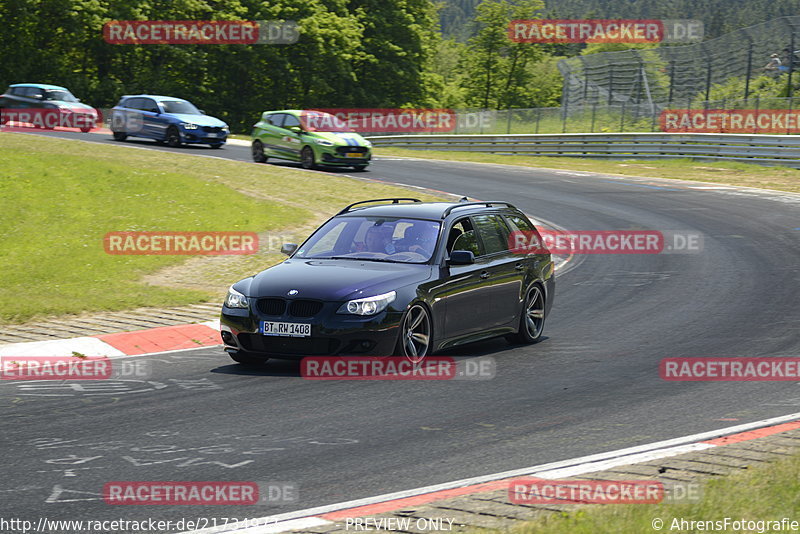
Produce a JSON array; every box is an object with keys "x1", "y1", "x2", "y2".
[
  {"x1": 442, "y1": 201, "x2": 516, "y2": 218},
  {"x1": 338, "y1": 198, "x2": 422, "y2": 215}
]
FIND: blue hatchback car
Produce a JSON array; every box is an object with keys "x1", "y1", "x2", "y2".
[{"x1": 110, "y1": 95, "x2": 229, "y2": 148}]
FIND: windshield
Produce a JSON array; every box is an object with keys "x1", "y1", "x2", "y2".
[
  {"x1": 295, "y1": 216, "x2": 441, "y2": 263},
  {"x1": 44, "y1": 90, "x2": 79, "y2": 102},
  {"x1": 300, "y1": 110, "x2": 355, "y2": 133},
  {"x1": 161, "y1": 100, "x2": 201, "y2": 114}
]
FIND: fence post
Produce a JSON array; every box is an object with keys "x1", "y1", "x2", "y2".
[
  {"x1": 650, "y1": 105, "x2": 658, "y2": 132},
  {"x1": 506, "y1": 108, "x2": 512, "y2": 134},
  {"x1": 535, "y1": 107, "x2": 541, "y2": 134},
  {"x1": 591, "y1": 101, "x2": 597, "y2": 133},
  {"x1": 743, "y1": 29, "x2": 753, "y2": 102},
  {"x1": 787, "y1": 19, "x2": 796, "y2": 98},
  {"x1": 668, "y1": 60, "x2": 676, "y2": 107},
  {"x1": 620, "y1": 101, "x2": 626, "y2": 132},
  {"x1": 580, "y1": 56, "x2": 590, "y2": 102},
  {"x1": 608, "y1": 66, "x2": 614, "y2": 105},
  {"x1": 702, "y1": 44, "x2": 713, "y2": 101},
  {"x1": 754, "y1": 95, "x2": 760, "y2": 133}
]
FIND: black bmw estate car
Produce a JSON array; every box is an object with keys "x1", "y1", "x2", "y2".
[{"x1": 220, "y1": 198, "x2": 555, "y2": 364}]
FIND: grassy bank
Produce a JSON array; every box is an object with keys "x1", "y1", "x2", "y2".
[
  {"x1": 483, "y1": 448, "x2": 800, "y2": 534},
  {"x1": 0, "y1": 133, "x2": 442, "y2": 323}
]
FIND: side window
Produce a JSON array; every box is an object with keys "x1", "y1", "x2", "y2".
[
  {"x1": 267, "y1": 113, "x2": 284, "y2": 127},
  {"x1": 505, "y1": 214, "x2": 544, "y2": 252},
  {"x1": 282, "y1": 114, "x2": 301, "y2": 129},
  {"x1": 447, "y1": 218, "x2": 480, "y2": 256},
  {"x1": 126, "y1": 98, "x2": 145, "y2": 110},
  {"x1": 141, "y1": 99, "x2": 160, "y2": 113},
  {"x1": 25, "y1": 87, "x2": 44, "y2": 99},
  {"x1": 506, "y1": 214, "x2": 535, "y2": 233},
  {"x1": 472, "y1": 214, "x2": 511, "y2": 255}
]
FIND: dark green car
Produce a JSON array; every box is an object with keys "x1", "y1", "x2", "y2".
[{"x1": 251, "y1": 109, "x2": 372, "y2": 171}]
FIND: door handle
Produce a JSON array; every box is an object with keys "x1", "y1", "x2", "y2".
[{"x1": 480, "y1": 271, "x2": 490, "y2": 279}]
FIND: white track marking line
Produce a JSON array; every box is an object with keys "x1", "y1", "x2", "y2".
[{"x1": 180, "y1": 412, "x2": 800, "y2": 533}]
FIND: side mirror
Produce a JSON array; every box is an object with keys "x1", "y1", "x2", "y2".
[
  {"x1": 448, "y1": 250, "x2": 474, "y2": 265},
  {"x1": 198, "y1": 109, "x2": 206, "y2": 114},
  {"x1": 281, "y1": 243, "x2": 298, "y2": 256},
  {"x1": 288, "y1": 125, "x2": 304, "y2": 134}
]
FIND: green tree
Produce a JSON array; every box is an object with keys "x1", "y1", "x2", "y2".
[{"x1": 462, "y1": 0, "x2": 547, "y2": 109}]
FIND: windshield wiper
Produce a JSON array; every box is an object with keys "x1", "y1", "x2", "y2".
[{"x1": 328, "y1": 256, "x2": 399, "y2": 263}]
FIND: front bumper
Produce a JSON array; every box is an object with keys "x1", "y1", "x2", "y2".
[
  {"x1": 220, "y1": 301, "x2": 401, "y2": 359},
  {"x1": 181, "y1": 131, "x2": 228, "y2": 144},
  {"x1": 319, "y1": 145, "x2": 372, "y2": 166}
]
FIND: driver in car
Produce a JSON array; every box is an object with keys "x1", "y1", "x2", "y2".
[
  {"x1": 398, "y1": 223, "x2": 436, "y2": 256},
  {"x1": 363, "y1": 225, "x2": 396, "y2": 254}
]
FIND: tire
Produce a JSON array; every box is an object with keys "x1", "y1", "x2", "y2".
[
  {"x1": 209, "y1": 143, "x2": 223, "y2": 149},
  {"x1": 229, "y1": 352, "x2": 268, "y2": 366},
  {"x1": 300, "y1": 146, "x2": 317, "y2": 170},
  {"x1": 165, "y1": 126, "x2": 182, "y2": 148},
  {"x1": 352, "y1": 165, "x2": 368, "y2": 172},
  {"x1": 252, "y1": 140, "x2": 267, "y2": 163},
  {"x1": 506, "y1": 284, "x2": 546, "y2": 344},
  {"x1": 112, "y1": 131, "x2": 127, "y2": 141},
  {"x1": 394, "y1": 304, "x2": 432, "y2": 361},
  {"x1": 80, "y1": 127, "x2": 92, "y2": 133}
]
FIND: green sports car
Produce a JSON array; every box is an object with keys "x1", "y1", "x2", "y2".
[{"x1": 251, "y1": 109, "x2": 372, "y2": 171}]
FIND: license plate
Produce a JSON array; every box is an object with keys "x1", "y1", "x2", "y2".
[
  {"x1": 207, "y1": 133, "x2": 220, "y2": 138},
  {"x1": 344, "y1": 152, "x2": 364, "y2": 158},
  {"x1": 261, "y1": 321, "x2": 311, "y2": 337}
]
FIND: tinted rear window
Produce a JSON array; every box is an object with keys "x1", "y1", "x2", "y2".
[{"x1": 472, "y1": 214, "x2": 511, "y2": 255}]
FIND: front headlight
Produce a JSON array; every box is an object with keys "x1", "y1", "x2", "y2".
[
  {"x1": 337, "y1": 291, "x2": 396, "y2": 316},
  {"x1": 181, "y1": 122, "x2": 199, "y2": 130},
  {"x1": 224, "y1": 286, "x2": 249, "y2": 309},
  {"x1": 314, "y1": 138, "x2": 334, "y2": 146},
  {"x1": 363, "y1": 139, "x2": 372, "y2": 147}
]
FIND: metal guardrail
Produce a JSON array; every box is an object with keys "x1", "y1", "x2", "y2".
[{"x1": 366, "y1": 132, "x2": 800, "y2": 168}]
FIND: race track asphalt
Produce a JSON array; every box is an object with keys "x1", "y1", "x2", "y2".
[{"x1": 1, "y1": 130, "x2": 799, "y2": 529}]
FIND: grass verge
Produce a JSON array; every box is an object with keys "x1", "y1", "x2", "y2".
[
  {"x1": 0, "y1": 133, "x2": 442, "y2": 324},
  {"x1": 375, "y1": 148, "x2": 800, "y2": 194},
  {"x1": 477, "y1": 449, "x2": 800, "y2": 534}
]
